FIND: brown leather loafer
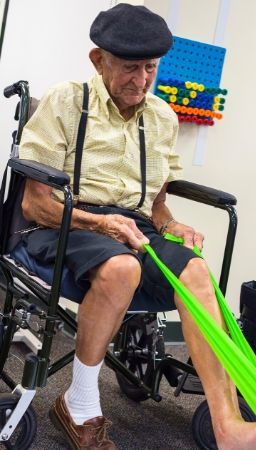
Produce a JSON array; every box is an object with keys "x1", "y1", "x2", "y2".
[{"x1": 49, "y1": 394, "x2": 117, "y2": 449}]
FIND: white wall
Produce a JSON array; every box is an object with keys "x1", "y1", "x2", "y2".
[{"x1": 0, "y1": 0, "x2": 109, "y2": 166}]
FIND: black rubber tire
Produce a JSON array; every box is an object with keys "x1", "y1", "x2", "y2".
[
  {"x1": 113, "y1": 315, "x2": 165, "y2": 402},
  {"x1": 0, "y1": 393, "x2": 37, "y2": 449},
  {"x1": 192, "y1": 397, "x2": 256, "y2": 450}
]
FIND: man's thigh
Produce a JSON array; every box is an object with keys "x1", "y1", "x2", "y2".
[
  {"x1": 19, "y1": 207, "x2": 199, "y2": 310},
  {"x1": 139, "y1": 233, "x2": 199, "y2": 309},
  {"x1": 22, "y1": 227, "x2": 141, "y2": 286}
]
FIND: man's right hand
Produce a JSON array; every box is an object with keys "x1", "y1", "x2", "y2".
[{"x1": 98, "y1": 214, "x2": 149, "y2": 251}]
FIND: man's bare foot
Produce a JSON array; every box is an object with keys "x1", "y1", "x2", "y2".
[{"x1": 215, "y1": 418, "x2": 256, "y2": 450}]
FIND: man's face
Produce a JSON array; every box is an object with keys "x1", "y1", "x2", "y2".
[{"x1": 99, "y1": 52, "x2": 159, "y2": 112}]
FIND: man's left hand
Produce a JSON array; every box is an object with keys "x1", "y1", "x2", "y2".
[{"x1": 165, "y1": 221, "x2": 204, "y2": 251}]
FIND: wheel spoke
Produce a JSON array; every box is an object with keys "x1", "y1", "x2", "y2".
[
  {"x1": 128, "y1": 360, "x2": 137, "y2": 373},
  {"x1": 137, "y1": 333, "x2": 147, "y2": 348},
  {"x1": 131, "y1": 329, "x2": 139, "y2": 346},
  {"x1": 132, "y1": 329, "x2": 148, "y2": 353},
  {"x1": 113, "y1": 315, "x2": 166, "y2": 401},
  {"x1": 136, "y1": 361, "x2": 145, "y2": 379},
  {"x1": 123, "y1": 326, "x2": 152, "y2": 377}
]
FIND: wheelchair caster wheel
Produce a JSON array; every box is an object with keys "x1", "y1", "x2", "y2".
[
  {"x1": 192, "y1": 397, "x2": 256, "y2": 450},
  {"x1": 0, "y1": 393, "x2": 37, "y2": 449}
]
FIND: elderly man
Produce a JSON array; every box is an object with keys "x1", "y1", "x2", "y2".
[{"x1": 14, "y1": 3, "x2": 256, "y2": 450}]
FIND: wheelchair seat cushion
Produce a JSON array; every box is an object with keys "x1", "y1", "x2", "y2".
[{"x1": 11, "y1": 205, "x2": 198, "y2": 312}]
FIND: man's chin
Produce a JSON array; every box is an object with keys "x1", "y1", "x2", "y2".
[
  {"x1": 123, "y1": 94, "x2": 145, "y2": 106},
  {"x1": 112, "y1": 93, "x2": 146, "y2": 111}
]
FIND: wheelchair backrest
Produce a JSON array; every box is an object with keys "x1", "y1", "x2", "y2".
[{"x1": 0, "y1": 81, "x2": 39, "y2": 254}]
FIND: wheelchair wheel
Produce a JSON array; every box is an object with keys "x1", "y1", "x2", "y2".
[
  {"x1": 192, "y1": 397, "x2": 256, "y2": 450},
  {"x1": 113, "y1": 315, "x2": 165, "y2": 402},
  {"x1": 0, "y1": 393, "x2": 37, "y2": 449}
]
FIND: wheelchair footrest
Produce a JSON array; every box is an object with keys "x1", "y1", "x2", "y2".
[
  {"x1": 180, "y1": 374, "x2": 204, "y2": 395},
  {"x1": 174, "y1": 372, "x2": 204, "y2": 396}
]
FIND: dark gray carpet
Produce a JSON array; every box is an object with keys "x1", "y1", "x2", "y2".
[{"x1": 0, "y1": 331, "x2": 204, "y2": 450}]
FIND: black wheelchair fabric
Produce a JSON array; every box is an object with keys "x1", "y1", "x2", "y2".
[{"x1": 11, "y1": 206, "x2": 199, "y2": 312}]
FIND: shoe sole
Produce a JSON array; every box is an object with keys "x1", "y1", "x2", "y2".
[{"x1": 49, "y1": 406, "x2": 79, "y2": 450}]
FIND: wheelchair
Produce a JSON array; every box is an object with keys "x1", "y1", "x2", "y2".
[{"x1": 0, "y1": 80, "x2": 254, "y2": 450}]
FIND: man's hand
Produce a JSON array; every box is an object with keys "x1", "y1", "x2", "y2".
[
  {"x1": 99, "y1": 214, "x2": 149, "y2": 251},
  {"x1": 166, "y1": 221, "x2": 204, "y2": 250}
]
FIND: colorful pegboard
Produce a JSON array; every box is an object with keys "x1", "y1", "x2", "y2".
[
  {"x1": 156, "y1": 36, "x2": 226, "y2": 87},
  {"x1": 154, "y1": 36, "x2": 228, "y2": 126}
]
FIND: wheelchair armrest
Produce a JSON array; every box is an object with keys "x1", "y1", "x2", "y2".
[
  {"x1": 8, "y1": 158, "x2": 70, "y2": 189},
  {"x1": 167, "y1": 180, "x2": 237, "y2": 208}
]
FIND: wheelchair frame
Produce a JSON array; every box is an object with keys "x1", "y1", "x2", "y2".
[{"x1": 0, "y1": 80, "x2": 238, "y2": 447}]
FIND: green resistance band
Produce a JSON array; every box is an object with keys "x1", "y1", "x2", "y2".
[{"x1": 144, "y1": 233, "x2": 256, "y2": 413}]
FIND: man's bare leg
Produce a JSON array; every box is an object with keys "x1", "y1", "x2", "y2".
[
  {"x1": 76, "y1": 253, "x2": 141, "y2": 364},
  {"x1": 177, "y1": 258, "x2": 256, "y2": 450},
  {"x1": 50, "y1": 254, "x2": 141, "y2": 448},
  {"x1": 63, "y1": 253, "x2": 141, "y2": 425}
]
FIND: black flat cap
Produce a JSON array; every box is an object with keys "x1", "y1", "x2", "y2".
[{"x1": 90, "y1": 3, "x2": 173, "y2": 60}]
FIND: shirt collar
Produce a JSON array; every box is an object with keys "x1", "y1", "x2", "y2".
[{"x1": 92, "y1": 72, "x2": 148, "y2": 122}]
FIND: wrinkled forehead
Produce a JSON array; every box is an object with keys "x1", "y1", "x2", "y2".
[{"x1": 108, "y1": 52, "x2": 159, "y2": 66}]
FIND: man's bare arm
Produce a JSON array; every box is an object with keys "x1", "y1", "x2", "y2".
[
  {"x1": 22, "y1": 179, "x2": 149, "y2": 250},
  {"x1": 22, "y1": 178, "x2": 106, "y2": 230},
  {"x1": 151, "y1": 183, "x2": 175, "y2": 232},
  {"x1": 152, "y1": 182, "x2": 204, "y2": 250}
]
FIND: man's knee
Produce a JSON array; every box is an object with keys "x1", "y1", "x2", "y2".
[
  {"x1": 176, "y1": 257, "x2": 224, "y2": 324},
  {"x1": 90, "y1": 253, "x2": 141, "y2": 295},
  {"x1": 179, "y1": 257, "x2": 214, "y2": 298}
]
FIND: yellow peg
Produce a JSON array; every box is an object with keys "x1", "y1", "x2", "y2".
[
  {"x1": 171, "y1": 87, "x2": 178, "y2": 95},
  {"x1": 190, "y1": 91, "x2": 197, "y2": 99},
  {"x1": 169, "y1": 95, "x2": 177, "y2": 103},
  {"x1": 198, "y1": 84, "x2": 205, "y2": 92},
  {"x1": 157, "y1": 85, "x2": 172, "y2": 94}
]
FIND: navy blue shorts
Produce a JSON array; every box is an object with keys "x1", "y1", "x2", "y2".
[{"x1": 11, "y1": 206, "x2": 199, "y2": 312}]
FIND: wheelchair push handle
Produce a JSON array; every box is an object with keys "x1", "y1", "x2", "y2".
[
  {"x1": 3, "y1": 80, "x2": 29, "y2": 98},
  {"x1": 4, "y1": 81, "x2": 30, "y2": 145}
]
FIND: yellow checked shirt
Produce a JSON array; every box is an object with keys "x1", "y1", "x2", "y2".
[{"x1": 19, "y1": 73, "x2": 182, "y2": 217}]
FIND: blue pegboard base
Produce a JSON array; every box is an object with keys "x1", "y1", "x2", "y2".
[{"x1": 155, "y1": 36, "x2": 226, "y2": 89}]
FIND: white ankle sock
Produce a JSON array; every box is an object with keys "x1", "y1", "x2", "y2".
[{"x1": 64, "y1": 355, "x2": 103, "y2": 425}]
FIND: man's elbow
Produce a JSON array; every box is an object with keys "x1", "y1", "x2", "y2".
[
  {"x1": 21, "y1": 198, "x2": 34, "y2": 221},
  {"x1": 21, "y1": 180, "x2": 51, "y2": 222}
]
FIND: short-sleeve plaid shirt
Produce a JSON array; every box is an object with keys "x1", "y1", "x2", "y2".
[{"x1": 19, "y1": 73, "x2": 182, "y2": 217}]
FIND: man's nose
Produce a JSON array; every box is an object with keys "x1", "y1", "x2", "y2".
[{"x1": 132, "y1": 69, "x2": 148, "y2": 88}]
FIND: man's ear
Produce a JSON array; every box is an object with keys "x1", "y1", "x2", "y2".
[{"x1": 89, "y1": 48, "x2": 104, "y2": 74}]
